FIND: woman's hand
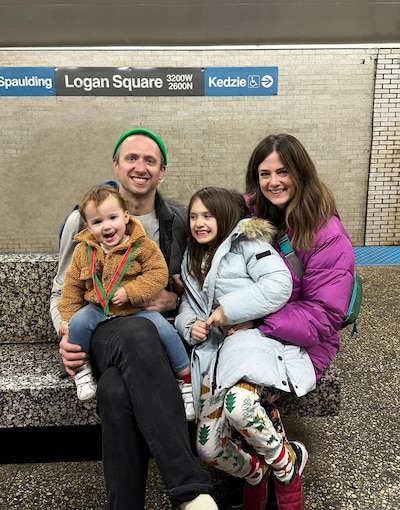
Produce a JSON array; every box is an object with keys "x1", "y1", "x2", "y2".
[{"x1": 224, "y1": 320, "x2": 254, "y2": 336}]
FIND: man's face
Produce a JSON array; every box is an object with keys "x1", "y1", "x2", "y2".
[{"x1": 113, "y1": 135, "x2": 166, "y2": 199}]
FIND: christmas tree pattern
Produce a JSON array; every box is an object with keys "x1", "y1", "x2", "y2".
[
  {"x1": 206, "y1": 391, "x2": 225, "y2": 419},
  {"x1": 242, "y1": 394, "x2": 266, "y2": 432},
  {"x1": 199, "y1": 397, "x2": 206, "y2": 415},
  {"x1": 225, "y1": 390, "x2": 237, "y2": 413},
  {"x1": 198, "y1": 423, "x2": 211, "y2": 446}
]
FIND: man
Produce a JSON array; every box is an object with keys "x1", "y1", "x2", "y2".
[{"x1": 51, "y1": 128, "x2": 218, "y2": 510}]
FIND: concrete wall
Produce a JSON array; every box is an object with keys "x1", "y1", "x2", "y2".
[{"x1": 0, "y1": 46, "x2": 398, "y2": 253}]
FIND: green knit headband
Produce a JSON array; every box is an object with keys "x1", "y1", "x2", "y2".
[{"x1": 112, "y1": 128, "x2": 168, "y2": 165}]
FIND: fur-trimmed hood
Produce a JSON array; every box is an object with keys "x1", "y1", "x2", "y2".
[{"x1": 238, "y1": 217, "x2": 276, "y2": 244}]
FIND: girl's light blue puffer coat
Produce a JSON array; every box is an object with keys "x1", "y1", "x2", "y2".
[{"x1": 175, "y1": 218, "x2": 316, "y2": 418}]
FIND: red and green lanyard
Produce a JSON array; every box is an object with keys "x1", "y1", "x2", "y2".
[{"x1": 87, "y1": 240, "x2": 139, "y2": 316}]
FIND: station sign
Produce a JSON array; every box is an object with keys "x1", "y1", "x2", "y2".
[
  {"x1": 55, "y1": 67, "x2": 204, "y2": 96},
  {"x1": 0, "y1": 66, "x2": 278, "y2": 97},
  {"x1": 0, "y1": 67, "x2": 55, "y2": 96},
  {"x1": 205, "y1": 67, "x2": 278, "y2": 96}
]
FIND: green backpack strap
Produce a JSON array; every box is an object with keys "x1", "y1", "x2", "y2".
[
  {"x1": 277, "y1": 234, "x2": 305, "y2": 279},
  {"x1": 341, "y1": 272, "x2": 363, "y2": 336}
]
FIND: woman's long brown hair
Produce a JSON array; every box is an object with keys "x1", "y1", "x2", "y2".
[{"x1": 245, "y1": 134, "x2": 337, "y2": 251}]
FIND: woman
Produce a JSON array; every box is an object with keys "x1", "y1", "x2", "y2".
[
  {"x1": 175, "y1": 187, "x2": 310, "y2": 510},
  {"x1": 242, "y1": 133, "x2": 355, "y2": 509}
]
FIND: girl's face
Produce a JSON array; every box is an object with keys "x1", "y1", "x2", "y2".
[
  {"x1": 85, "y1": 195, "x2": 130, "y2": 247},
  {"x1": 189, "y1": 198, "x2": 218, "y2": 245},
  {"x1": 258, "y1": 150, "x2": 295, "y2": 209}
]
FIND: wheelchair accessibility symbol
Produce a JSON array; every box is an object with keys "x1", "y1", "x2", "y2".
[
  {"x1": 248, "y1": 74, "x2": 274, "y2": 89},
  {"x1": 248, "y1": 75, "x2": 260, "y2": 88}
]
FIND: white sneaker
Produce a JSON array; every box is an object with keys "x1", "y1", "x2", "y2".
[
  {"x1": 289, "y1": 440, "x2": 308, "y2": 475},
  {"x1": 179, "y1": 494, "x2": 218, "y2": 510},
  {"x1": 178, "y1": 380, "x2": 195, "y2": 421},
  {"x1": 73, "y1": 362, "x2": 97, "y2": 401}
]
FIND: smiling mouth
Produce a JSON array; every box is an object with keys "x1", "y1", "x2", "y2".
[
  {"x1": 269, "y1": 188, "x2": 286, "y2": 194},
  {"x1": 131, "y1": 176, "x2": 148, "y2": 183}
]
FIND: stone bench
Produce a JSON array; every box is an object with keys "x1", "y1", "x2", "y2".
[{"x1": 0, "y1": 253, "x2": 341, "y2": 429}]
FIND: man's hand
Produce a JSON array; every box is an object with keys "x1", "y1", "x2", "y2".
[
  {"x1": 140, "y1": 289, "x2": 178, "y2": 313},
  {"x1": 59, "y1": 333, "x2": 87, "y2": 376},
  {"x1": 171, "y1": 273, "x2": 184, "y2": 294},
  {"x1": 191, "y1": 320, "x2": 210, "y2": 342},
  {"x1": 58, "y1": 322, "x2": 69, "y2": 338}
]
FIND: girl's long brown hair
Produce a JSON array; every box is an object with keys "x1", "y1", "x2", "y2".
[
  {"x1": 245, "y1": 134, "x2": 337, "y2": 251},
  {"x1": 187, "y1": 187, "x2": 249, "y2": 286}
]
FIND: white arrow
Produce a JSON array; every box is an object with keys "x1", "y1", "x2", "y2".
[{"x1": 261, "y1": 75, "x2": 274, "y2": 88}]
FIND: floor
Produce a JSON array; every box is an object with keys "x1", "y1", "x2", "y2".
[
  {"x1": 0, "y1": 259, "x2": 399, "y2": 510},
  {"x1": 353, "y1": 245, "x2": 400, "y2": 266}
]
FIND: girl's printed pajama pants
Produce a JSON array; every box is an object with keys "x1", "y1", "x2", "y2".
[{"x1": 197, "y1": 374, "x2": 287, "y2": 480}]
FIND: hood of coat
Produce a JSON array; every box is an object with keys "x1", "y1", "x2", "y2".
[{"x1": 238, "y1": 217, "x2": 276, "y2": 244}]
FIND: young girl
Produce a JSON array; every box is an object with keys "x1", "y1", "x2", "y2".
[
  {"x1": 175, "y1": 187, "x2": 311, "y2": 510},
  {"x1": 58, "y1": 185, "x2": 194, "y2": 420}
]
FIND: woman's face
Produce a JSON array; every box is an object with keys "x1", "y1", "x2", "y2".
[{"x1": 258, "y1": 150, "x2": 295, "y2": 209}]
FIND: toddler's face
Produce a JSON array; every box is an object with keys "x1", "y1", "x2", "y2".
[{"x1": 85, "y1": 196, "x2": 129, "y2": 247}]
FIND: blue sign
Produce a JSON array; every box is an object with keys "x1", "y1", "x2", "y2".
[
  {"x1": 0, "y1": 67, "x2": 278, "y2": 97},
  {"x1": 0, "y1": 67, "x2": 55, "y2": 96},
  {"x1": 204, "y1": 67, "x2": 278, "y2": 96}
]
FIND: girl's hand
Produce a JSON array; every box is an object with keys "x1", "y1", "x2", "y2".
[
  {"x1": 191, "y1": 320, "x2": 210, "y2": 342},
  {"x1": 206, "y1": 306, "x2": 227, "y2": 329}
]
